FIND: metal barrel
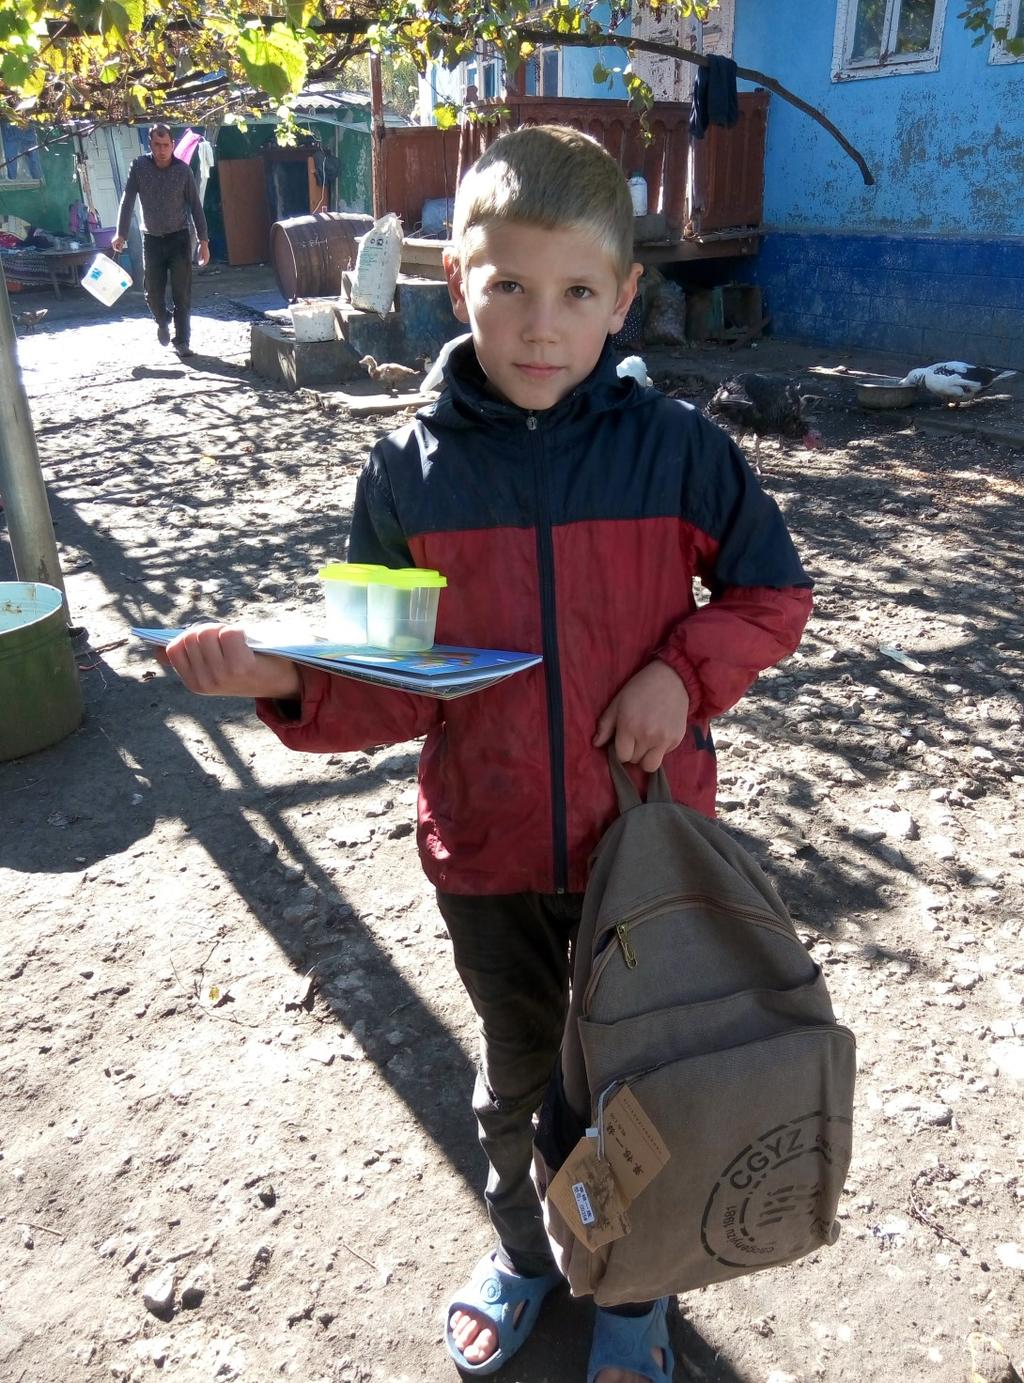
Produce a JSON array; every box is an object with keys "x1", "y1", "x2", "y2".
[
  {"x1": 0, "y1": 582, "x2": 83, "y2": 761},
  {"x1": 270, "y1": 212, "x2": 375, "y2": 301}
]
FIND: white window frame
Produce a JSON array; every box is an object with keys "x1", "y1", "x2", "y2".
[
  {"x1": 832, "y1": 0, "x2": 947, "y2": 80},
  {"x1": 0, "y1": 125, "x2": 42, "y2": 187},
  {"x1": 989, "y1": 0, "x2": 1024, "y2": 62},
  {"x1": 460, "y1": 42, "x2": 503, "y2": 101}
]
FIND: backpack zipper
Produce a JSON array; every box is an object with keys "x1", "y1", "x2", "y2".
[
  {"x1": 586, "y1": 893, "x2": 806, "y2": 1010},
  {"x1": 615, "y1": 923, "x2": 638, "y2": 969},
  {"x1": 612, "y1": 892, "x2": 799, "y2": 945}
]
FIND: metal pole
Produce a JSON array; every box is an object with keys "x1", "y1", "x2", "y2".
[{"x1": 0, "y1": 266, "x2": 69, "y2": 609}]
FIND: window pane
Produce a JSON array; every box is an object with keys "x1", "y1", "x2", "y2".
[
  {"x1": 541, "y1": 49, "x2": 559, "y2": 95},
  {"x1": 1014, "y1": 1, "x2": 1024, "y2": 40},
  {"x1": 851, "y1": 0, "x2": 888, "y2": 59},
  {"x1": 894, "y1": 0, "x2": 936, "y2": 53}
]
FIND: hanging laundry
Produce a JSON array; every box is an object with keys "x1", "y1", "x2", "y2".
[
  {"x1": 174, "y1": 129, "x2": 203, "y2": 165},
  {"x1": 195, "y1": 139, "x2": 215, "y2": 205},
  {"x1": 689, "y1": 55, "x2": 739, "y2": 140}
]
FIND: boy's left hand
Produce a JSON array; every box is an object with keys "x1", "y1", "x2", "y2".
[{"x1": 593, "y1": 660, "x2": 690, "y2": 772}]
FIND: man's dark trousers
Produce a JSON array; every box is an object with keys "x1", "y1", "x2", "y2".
[{"x1": 143, "y1": 229, "x2": 192, "y2": 347}]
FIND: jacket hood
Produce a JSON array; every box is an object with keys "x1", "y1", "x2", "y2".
[{"x1": 418, "y1": 333, "x2": 648, "y2": 432}]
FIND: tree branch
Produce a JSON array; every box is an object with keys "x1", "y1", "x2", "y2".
[
  {"x1": 35, "y1": 9, "x2": 874, "y2": 184},
  {"x1": 512, "y1": 25, "x2": 875, "y2": 186}
]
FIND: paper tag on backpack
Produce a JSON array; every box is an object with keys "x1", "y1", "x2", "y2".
[
  {"x1": 547, "y1": 1136, "x2": 631, "y2": 1249},
  {"x1": 600, "y1": 1086, "x2": 671, "y2": 1201}
]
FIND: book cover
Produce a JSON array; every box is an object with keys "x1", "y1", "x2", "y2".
[{"x1": 131, "y1": 627, "x2": 542, "y2": 700}]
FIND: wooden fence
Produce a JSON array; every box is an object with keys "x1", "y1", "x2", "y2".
[{"x1": 380, "y1": 90, "x2": 768, "y2": 245}]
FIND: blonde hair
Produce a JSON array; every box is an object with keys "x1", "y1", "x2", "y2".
[{"x1": 451, "y1": 124, "x2": 635, "y2": 282}]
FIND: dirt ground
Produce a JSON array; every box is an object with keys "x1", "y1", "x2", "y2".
[{"x1": 1, "y1": 267, "x2": 1023, "y2": 1383}]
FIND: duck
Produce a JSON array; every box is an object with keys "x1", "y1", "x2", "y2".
[
  {"x1": 358, "y1": 354, "x2": 421, "y2": 394},
  {"x1": 615, "y1": 354, "x2": 653, "y2": 387},
  {"x1": 421, "y1": 334, "x2": 471, "y2": 393},
  {"x1": 896, "y1": 361, "x2": 1017, "y2": 406},
  {"x1": 14, "y1": 307, "x2": 47, "y2": 333}
]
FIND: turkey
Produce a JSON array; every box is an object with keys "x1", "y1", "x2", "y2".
[
  {"x1": 896, "y1": 361, "x2": 1017, "y2": 406},
  {"x1": 707, "y1": 372, "x2": 822, "y2": 472}
]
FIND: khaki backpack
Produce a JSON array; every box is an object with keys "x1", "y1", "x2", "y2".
[{"x1": 533, "y1": 752, "x2": 856, "y2": 1306}]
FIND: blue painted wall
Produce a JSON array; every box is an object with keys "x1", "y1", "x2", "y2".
[
  {"x1": 755, "y1": 231, "x2": 1024, "y2": 366},
  {"x1": 733, "y1": 0, "x2": 1024, "y2": 365},
  {"x1": 734, "y1": 0, "x2": 1023, "y2": 235}
]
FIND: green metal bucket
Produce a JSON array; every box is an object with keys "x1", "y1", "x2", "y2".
[{"x1": 0, "y1": 581, "x2": 84, "y2": 762}]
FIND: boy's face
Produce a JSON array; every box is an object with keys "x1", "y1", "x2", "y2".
[{"x1": 444, "y1": 221, "x2": 641, "y2": 412}]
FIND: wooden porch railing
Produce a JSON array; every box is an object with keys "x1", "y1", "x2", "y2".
[{"x1": 381, "y1": 90, "x2": 768, "y2": 245}]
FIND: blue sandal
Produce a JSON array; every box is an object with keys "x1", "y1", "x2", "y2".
[
  {"x1": 587, "y1": 1298, "x2": 675, "y2": 1383},
  {"x1": 445, "y1": 1250, "x2": 561, "y2": 1376}
]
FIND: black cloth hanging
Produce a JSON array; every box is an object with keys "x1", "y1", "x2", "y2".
[{"x1": 689, "y1": 55, "x2": 740, "y2": 140}]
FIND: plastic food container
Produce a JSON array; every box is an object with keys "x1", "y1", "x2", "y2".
[
  {"x1": 366, "y1": 568, "x2": 447, "y2": 652},
  {"x1": 318, "y1": 563, "x2": 388, "y2": 644}
]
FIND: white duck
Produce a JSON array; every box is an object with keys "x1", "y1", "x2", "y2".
[
  {"x1": 615, "y1": 354, "x2": 653, "y2": 387},
  {"x1": 421, "y1": 333, "x2": 470, "y2": 393},
  {"x1": 897, "y1": 361, "x2": 1017, "y2": 405}
]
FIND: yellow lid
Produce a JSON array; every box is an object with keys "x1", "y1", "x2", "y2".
[
  {"x1": 318, "y1": 562, "x2": 390, "y2": 584},
  {"x1": 371, "y1": 567, "x2": 447, "y2": 589}
]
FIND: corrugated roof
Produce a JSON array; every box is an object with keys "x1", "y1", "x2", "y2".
[{"x1": 291, "y1": 89, "x2": 412, "y2": 126}]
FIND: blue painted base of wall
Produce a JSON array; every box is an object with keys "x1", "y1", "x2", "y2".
[{"x1": 751, "y1": 232, "x2": 1024, "y2": 370}]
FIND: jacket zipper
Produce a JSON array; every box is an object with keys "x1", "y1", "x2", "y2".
[{"x1": 528, "y1": 410, "x2": 569, "y2": 892}]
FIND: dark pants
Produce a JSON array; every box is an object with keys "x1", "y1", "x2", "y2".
[
  {"x1": 143, "y1": 230, "x2": 192, "y2": 346},
  {"x1": 438, "y1": 890, "x2": 583, "y2": 1275},
  {"x1": 438, "y1": 890, "x2": 656, "y2": 1318}
]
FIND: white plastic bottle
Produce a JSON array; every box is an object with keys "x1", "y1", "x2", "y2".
[{"x1": 628, "y1": 172, "x2": 648, "y2": 216}]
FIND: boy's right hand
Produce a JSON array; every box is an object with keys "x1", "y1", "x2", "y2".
[{"x1": 162, "y1": 625, "x2": 302, "y2": 700}]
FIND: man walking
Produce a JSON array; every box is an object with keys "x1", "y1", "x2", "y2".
[{"x1": 113, "y1": 124, "x2": 210, "y2": 359}]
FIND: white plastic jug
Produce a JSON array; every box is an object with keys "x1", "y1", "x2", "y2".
[
  {"x1": 628, "y1": 172, "x2": 648, "y2": 216},
  {"x1": 80, "y1": 253, "x2": 132, "y2": 306}
]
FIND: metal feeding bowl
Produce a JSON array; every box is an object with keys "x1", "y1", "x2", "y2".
[{"x1": 855, "y1": 378, "x2": 920, "y2": 409}]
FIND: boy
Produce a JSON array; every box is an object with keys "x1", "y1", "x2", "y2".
[{"x1": 164, "y1": 126, "x2": 812, "y2": 1382}]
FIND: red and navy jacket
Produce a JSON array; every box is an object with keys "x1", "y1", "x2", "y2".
[{"x1": 258, "y1": 338, "x2": 812, "y2": 895}]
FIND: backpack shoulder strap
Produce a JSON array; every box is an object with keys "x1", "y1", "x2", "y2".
[{"x1": 562, "y1": 750, "x2": 676, "y2": 1115}]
